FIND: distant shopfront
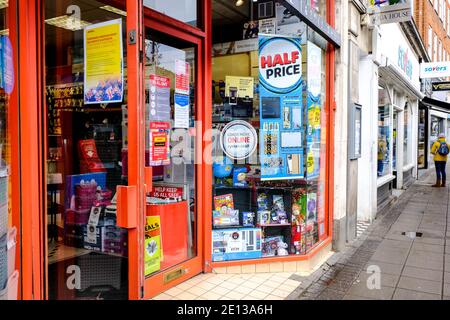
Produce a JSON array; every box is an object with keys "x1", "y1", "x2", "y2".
[{"x1": 3, "y1": 0, "x2": 339, "y2": 300}]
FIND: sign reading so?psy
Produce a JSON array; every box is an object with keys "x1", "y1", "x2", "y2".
[{"x1": 259, "y1": 37, "x2": 303, "y2": 94}]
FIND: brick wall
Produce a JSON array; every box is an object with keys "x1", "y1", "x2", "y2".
[{"x1": 414, "y1": 0, "x2": 450, "y2": 62}]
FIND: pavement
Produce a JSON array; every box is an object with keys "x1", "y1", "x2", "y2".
[
  {"x1": 289, "y1": 164, "x2": 450, "y2": 300},
  {"x1": 154, "y1": 165, "x2": 450, "y2": 300}
]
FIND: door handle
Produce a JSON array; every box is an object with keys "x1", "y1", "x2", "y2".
[
  {"x1": 116, "y1": 185, "x2": 137, "y2": 229},
  {"x1": 145, "y1": 166, "x2": 153, "y2": 194}
]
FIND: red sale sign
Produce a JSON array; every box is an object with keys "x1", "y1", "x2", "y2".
[
  {"x1": 175, "y1": 59, "x2": 190, "y2": 95},
  {"x1": 150, "y1": 186, "x2": 184, "y2": 199},
  {"x1": 149, "y1": 122, "x2": 170, "y2": 166}
]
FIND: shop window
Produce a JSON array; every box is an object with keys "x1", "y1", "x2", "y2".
[
  {"x1": 0, "y1": 2, "x2": 18, "y2": 300},
  {"x1": 44, "y1": 0, "x2": 129, "y2": 300},
  {"x1": 418, "y1": 109, "x2": 426, "y2": 169},
  {"x1": 403, "y1": 103, "x2": 411, "y2": 167},
  {"x1": 378, "y1": 86, "x2": 391, "y2": 178},
  {"x1": 144, "y1": 29, "x2": 197, "y2": 277},
  {"x1": 144, "y1": 0, "x2": 198, "y2": 27},
  {"x1": 210, "y1": 0, "x2": 328, "y2": 263}
]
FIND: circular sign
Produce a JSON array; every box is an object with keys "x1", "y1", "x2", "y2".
[
  {"x1": 259, "y1": 37, "x2": 302, "y2": 94},
  {"x1": 220, "y1": 120, "x2": 257, "y2": 160}
]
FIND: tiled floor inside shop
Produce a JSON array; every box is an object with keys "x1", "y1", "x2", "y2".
[{"x1": 152, "y1": 272, "x2": 303, "y2": 300}]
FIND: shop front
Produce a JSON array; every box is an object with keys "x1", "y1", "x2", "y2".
[
  {"x1": 375, "y1": 23, "x2": 422, "y2": 208},
  {"x1": 3, "y1": 0, "x2": 338, "y2": 300},
  {"x1": 419, "y1": 97, "x2": 450, "y2": 170}
]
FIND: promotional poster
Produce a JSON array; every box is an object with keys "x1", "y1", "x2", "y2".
[
  {"x1": 84, "y1": 19, "x2": 124, "y2": 104},
  {"x1": 306, "y1": 41, "x2": 323, "y2": 180},
  {"x1": 145, "y1": 215, "x2": 162, "y2": 276},
  {"x1": 259, "y1": 34, "x2": 304, "y2": 180},
  {"x1": 149, "y1": 122, "x2": 171, "y2": 166}
]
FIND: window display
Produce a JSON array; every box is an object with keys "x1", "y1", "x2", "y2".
[
  {"x1": 378, "y1": 85, "x2": 392, "y2": 178},
  {"x1": 210, "y1": 1, "x2": 328, "y2": 263},
  {"x1": 0, "y1": 2, "x2": 18, "y2": 300}
]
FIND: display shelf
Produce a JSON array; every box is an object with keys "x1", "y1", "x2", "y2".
[
  {"x1": 212, "y1": 225, "x2": 255, "y2": 230},
  {"x1": 259, "y1": 223, "x2": 291, "y2": 227}
]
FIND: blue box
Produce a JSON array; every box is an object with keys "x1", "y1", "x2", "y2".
[{"x1": 212, "y1": 228, "x2": 262, "y2": 262}]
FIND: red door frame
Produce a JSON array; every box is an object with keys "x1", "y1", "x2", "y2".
[
  {"x1": 16, "y1": 0, "x2": 145, "y2": 300},
  {"x1": 141, "y1": 1, "x2": 211, "y2": 299}
]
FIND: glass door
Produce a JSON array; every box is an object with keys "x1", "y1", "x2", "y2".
[
  {"x1": 142, "y1": 23, "x2": 203, "y2": 298},
  {"x1": 43, "y1": 0, "x2": 142, "y2": 300}
]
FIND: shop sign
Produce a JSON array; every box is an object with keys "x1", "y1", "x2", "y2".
[
  {"x1": 84, "y1": 19, "x2": 124, "y2": 104},
  {"x1": 220, "y1": 120, "x2": 257, "y2": 160},
  {"x1": 432, "y1": 81, "x2": 450, "y2": 92},
  {"x1": 420, "y1": 61, "x2": 450, "y2": 79},
  {"x1": 259, "y1": 34, "x2": 304, "y2": 181},
  {"x1": 280, "y1": 0, "x2": 341, "y2": 47},
  {"x1": 368, "y1": 0, "x2": 412, "y2": 25},
  {"x1": 150, "y1": 186, "x2": 184, "y2": 200},
  {"x1": 149, "y1": 122, "x2": 171, "y2": 166},
  {"x1": 398, "y1": 46, "x2": 413, "y2": 80},
  {"x1": 0, "y1": 36, "x2": 14, "y2": 95}
]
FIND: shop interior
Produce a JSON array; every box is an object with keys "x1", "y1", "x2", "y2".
[
  {"x1": 210, "y1": 0, "x2": 328, "y2": 263},
  {"x1": 44, "y1": 0, "x2": 129, "y2": 300}
]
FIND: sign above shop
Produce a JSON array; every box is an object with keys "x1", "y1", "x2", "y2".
[
  {"x1": 420, "y1": 61, "x2": 450, "y2": 79},
  {"x1": 279, "y1": 0, "x2": 341, "y2": 47},
  {"x1": 220, "y1": 120, "x2": 257, "y2": 160},
  {"x1": 432, "y1": 81, "x2": 450, "y2": 92},
  {"x1": 368, "y1": 0, "x2": 412, "y2": 25}
]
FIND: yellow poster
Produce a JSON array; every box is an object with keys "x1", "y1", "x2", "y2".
[
  {"x1": 145, "y1": 215, "x2": 162, "y2": 276},
  {"x1": 225, "y1": 76, "x2": 254, "y2": 99},
  {"x1": 84, "y1": 19, "x2": 123, "y2": 104}
]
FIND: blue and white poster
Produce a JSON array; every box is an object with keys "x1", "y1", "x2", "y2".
[
  {"x1": 0, "y1": 35, "x2": 14, "y2": 95},
  {"x1": 259, "y1": 34, "x2": 304, "y2": 180},
  {"x1": 306, "y1": 42, "x2": 323, "y2": 180},
  {"x1": 174, "y1": 94, "x2": 190, "y2": 128}
]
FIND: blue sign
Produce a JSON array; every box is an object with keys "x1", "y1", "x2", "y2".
[
  {"x1": 259, "y1": 35, "x2": 304, "y2": 180},
  {"x1": 0, "y1": 36, "x2": 14, "y2": 95}
]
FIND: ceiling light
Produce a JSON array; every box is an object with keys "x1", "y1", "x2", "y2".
[
  {"x1": 236, "y1": 0, "x2": 244, "y2": 6},
  {"x1": 0, "y1": 0, "x2": 8, "y2": 10},
  {"x1": 100, "y1": 5, "x2": 127, "y2": 16},
  {"x1": 45, "y1": 15, "x2": 91, "y2": 31}
]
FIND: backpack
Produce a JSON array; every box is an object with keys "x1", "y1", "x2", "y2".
[{"x1": 438, "y1": 142, "x2": 450, "y2": 156}]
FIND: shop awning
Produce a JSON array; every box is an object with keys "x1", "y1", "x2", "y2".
[
  {"x1": 421, "y1": 96, "x2": 450, "y2": 112},
  {"x1": 379, "y1": 59, "x2": 425, "y2": 100}
]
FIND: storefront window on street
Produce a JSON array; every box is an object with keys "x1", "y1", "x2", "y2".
[
  {"x1": 404, "y1": 104, "x2": 410, "y2": 167},
  {"x1": 0, "y1": 0, "x2": 18, "y2": 300},
  {"x1": 210, "y1": 0, "x2": 329, "y2": 262},
  {"x1": 378, "y1": 86, "x2": 391, "y2": 178}
]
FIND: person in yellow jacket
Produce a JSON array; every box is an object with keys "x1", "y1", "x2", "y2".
[{"x1": 431, "y1": 133, "x2": 449, "y2": 187}]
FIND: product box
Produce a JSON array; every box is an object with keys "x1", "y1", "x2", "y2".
[
  {"x1": 262, "y1": 235, "x2": 284, "y2": 257},
  {"x1": 212, "y1": 209, "x2": 240, "y2": 227},
  {"x1": 64, "y1": 172, "x2": 107, "y2": 210},
  {"x1": 212, "y1": 228, "x2": 262, "y2": 262},
  {"x1": 242, "y1": 212, "x2": 255, "y2": 227},
  {"x1": 213, "y1": 194, "x2": 234, "y2": 211}
]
